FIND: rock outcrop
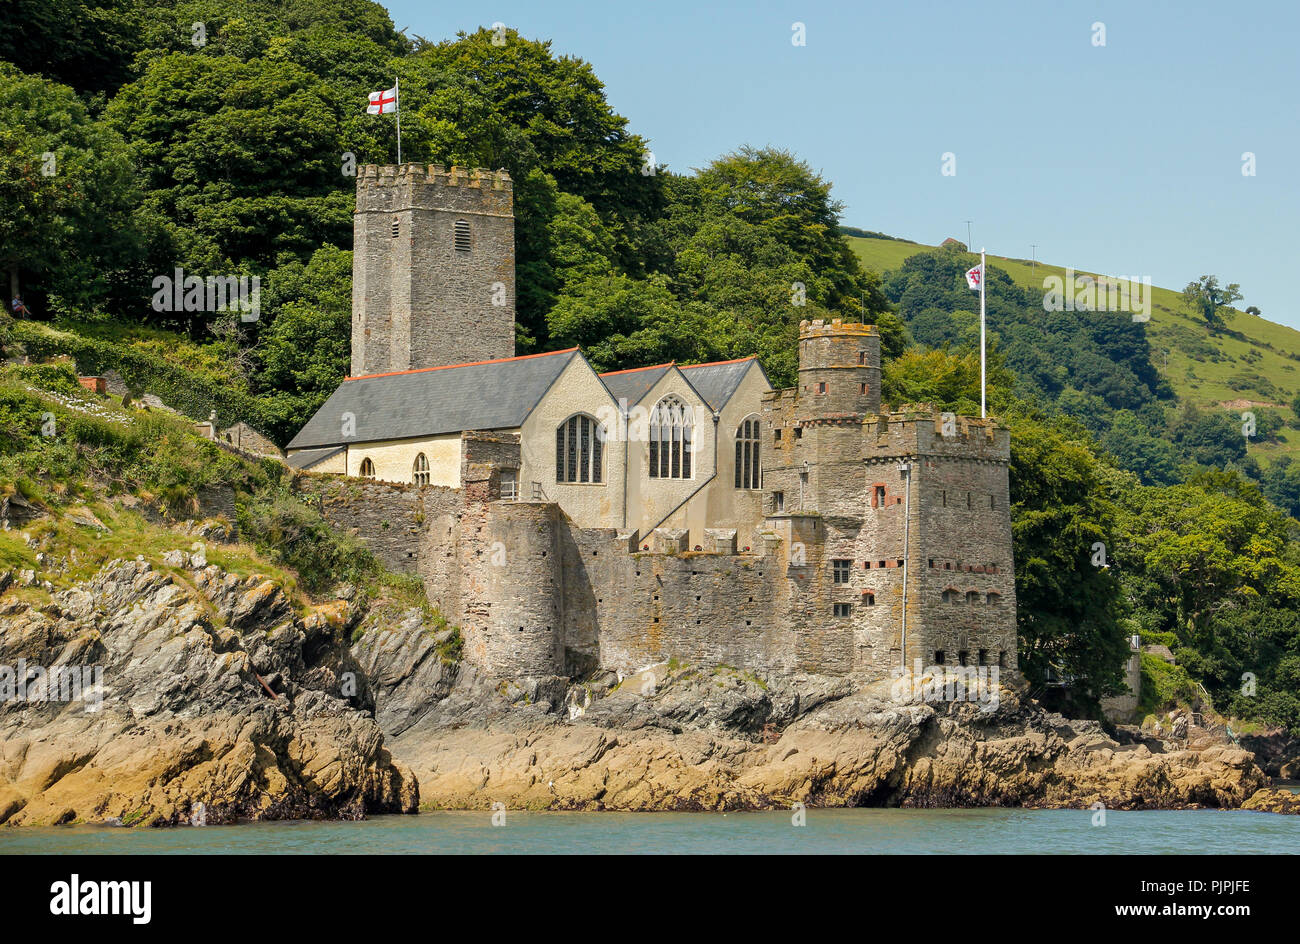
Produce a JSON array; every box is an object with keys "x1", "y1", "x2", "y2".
[
  {"x1": 1240, "y1": 787, "x2": 1300, "y2": 814},
  {"x1": 0, "y1": 560, "x2": 416, "y2": 826},
  {"x1": 355, "y1": 636, "x2": 1267, "y2": 813}
]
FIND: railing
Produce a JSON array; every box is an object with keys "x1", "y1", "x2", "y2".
[{"x1": 530, "y1": 480, "x2": 549, "y2": 502}]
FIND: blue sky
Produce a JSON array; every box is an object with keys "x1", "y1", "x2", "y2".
[{"x1": 385, "y1": 0, "x2": 1300, "y2": 330}]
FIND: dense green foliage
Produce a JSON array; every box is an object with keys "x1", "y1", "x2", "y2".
[{"x1": 0, "y1": 63, "x2": 143, "y2": 314}]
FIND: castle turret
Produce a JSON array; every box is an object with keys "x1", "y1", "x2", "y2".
[
  {"x1": 351, "y1": 163, "x2": 515, "y2": 376},
  {"x1": 794, "y1": 318, "x2": 880, "y2": 422}
]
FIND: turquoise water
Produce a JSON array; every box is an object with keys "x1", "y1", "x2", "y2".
[{"x1": 2, "y1": 808, "x2": 1298, "y2": 854}]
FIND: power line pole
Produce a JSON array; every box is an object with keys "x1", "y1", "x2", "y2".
[
  {"x1": 1030, "y1": 244, "x2": 1037, "y2": 272},
  {"x1": 965, "y1": 220, "x2": 973, "y2": 249}
]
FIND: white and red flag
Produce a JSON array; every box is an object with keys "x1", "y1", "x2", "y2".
[
  {"x1": 965, "y1": 263, "x2": 983, "y2": 291},
  {"x1": 366, "y1": 84, "x2": 398, "y2": 115}
]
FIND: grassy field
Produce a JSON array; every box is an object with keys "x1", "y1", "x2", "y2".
[{"x1": 848, "y1": 234, "x2": 1300, "y2": 464}]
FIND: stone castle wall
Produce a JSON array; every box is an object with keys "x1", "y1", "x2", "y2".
[
  {"x1": 307, "y1": 317, "x2": 1018, "y2": 682},
  {"x1": 295, "y1": 416, "x2": 1017, "y2": 683}
]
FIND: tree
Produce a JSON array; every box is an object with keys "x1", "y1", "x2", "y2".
[
  {"x1": 0, "y1": 0, "x2": 143, "y2": 94},
  {"x1": 1099, "y1": 410, "x2": 1181, "y2": 485},
  {"x1": 547, "y1": 274, "x2": 716, "y2": 372},
  {"x1": 1006, "y1": 406, "x2": 1129, "y2": 702},
  {"x1": 0, "y1": 63, "x2": 143, "y2": 312},
  {"x1": 1117, "y1": 470, "x2": 1300, "y2": 649},
  {"x1": 883, "y1": 247, "x2": 1168, "y2": 412},
  {"x1": 252, "y1": 245, "x2": 352, "y2": 442},
  {"x1": 691, "y1": 147, "x2": 887, "y2": 318},
  {"x1": 1169, "y1": 404, "x2": 1247, "y2": 468},
  {"x1": 880, "y1": 347, "x2": 1014, "y2": 415},
  {"x1": 106, "y1": 53, "x2": 358, "y2": 307},
  {"x1": 1261, "y1": 458, "x2": 1300, "y2": 520},
  {"x1": 1181, "y1": 275, "x2": 1242, "y2": 331}
]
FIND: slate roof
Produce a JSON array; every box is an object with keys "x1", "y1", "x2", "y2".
[
  {"x1": 287, "y1": 348, "x2": 581, "y2": 450},
  {"x1": 598, "y1": 362, "x2": 674, "y2": 407},
  {"x1": 679, "y1": 358, "x2": 765, "y2": 411},
  {"x1": 286, "y1": 445, "x2": 344, "y2": 470}
]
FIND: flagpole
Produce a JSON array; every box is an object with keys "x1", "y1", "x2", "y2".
[
  {"x1": 395, "y1": 76, "x2": 401, "y2": 164},
  {"x1": 980, "y1": 247, "x2": 987, "y2": 419}
]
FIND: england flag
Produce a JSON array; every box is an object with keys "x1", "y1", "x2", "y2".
[{"x1": 366, "y1": 85, "x2": 398, "y2": 115}]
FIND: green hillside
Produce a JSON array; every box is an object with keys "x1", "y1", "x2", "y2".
[{"x1": 849, "y1": 234, "x2": 1300, "y2": 465}]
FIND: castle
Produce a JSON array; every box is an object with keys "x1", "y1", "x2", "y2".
[{"x1": 287, "y1": 163, "x2": 1019, "y2": 681}]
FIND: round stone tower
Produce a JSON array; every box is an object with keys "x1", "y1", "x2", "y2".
[{"x1": 795, "y1": 318, "x2": 881, "y2": 421}]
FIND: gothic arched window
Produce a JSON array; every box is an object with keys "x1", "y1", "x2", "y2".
[
  {"x1": 735, "y1": 415, "x2": 761, "y2": 489},
  {"x1": 649, "y1": 395, "x2": 693, "y2": 479},
  {"x1": 359, "y1": 457, "x2": 375, "y2": 480},
  {"x1": 556, "y1": 414, "x2": 603, "y2": 483},
  {"x1": 412, "y1": 452, "x2": 430, "y2": 486}
]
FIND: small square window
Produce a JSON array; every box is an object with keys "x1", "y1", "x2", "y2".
[
  {"x1": 832, "y1": 559, "x2": 851, "y2": 583},
  {"x1": 774, "y1": 428, "x2": 782, "y2": 441},
  {"x1": 772, "y1": 491, "x2": 785, "y2": 513},
  {"x1": 833, "y1": 603, "x2": 853, "y2": 618},
  {"x1": 817, "y1": 382, "x2": 827, "y2": 394}
]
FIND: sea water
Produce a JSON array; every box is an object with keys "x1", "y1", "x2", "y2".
[{"x1": 2, "y1": 808, "x2": 1297, "y2": 854}]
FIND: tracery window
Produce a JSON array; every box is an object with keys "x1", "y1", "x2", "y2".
[
  {"x1": 735, "y1": 415, "x2": 761, "y2": 489},
  {"x1": 649, "y1": 396, "x2": 692, "y2": 479},
  {"x1": 556, "y1": 414, "x2": 603, "y2": 483}
]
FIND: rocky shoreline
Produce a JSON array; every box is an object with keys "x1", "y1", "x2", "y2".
[
  {"x1": 0, "y1": 560, "x2": 415, "y2": 826},
  {"x1": 0, "y1": 559, "x2": 1283, "y2": 825}
]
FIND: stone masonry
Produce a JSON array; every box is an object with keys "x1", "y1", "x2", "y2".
[
  {"x1": 351, "y1": 164, "x2": 516, "y2": 376},
  {"x1": 305, "y1": 319, "x2": 1019, "y2": 682}
]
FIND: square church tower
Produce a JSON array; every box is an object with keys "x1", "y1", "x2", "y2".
[{"x1": 351, "y1": 163, "x2": 516, "y2": 376}]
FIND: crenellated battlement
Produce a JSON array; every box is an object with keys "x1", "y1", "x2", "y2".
[
  {"x1": 357, "y1": 163, "x2": 513, "y2": 191},
  {"x1": 798, "y1": 317, "x2": 878, "y2": 338},
  {"x1": 866, "y1": 405, "x2": 1009, "y2": 461}
]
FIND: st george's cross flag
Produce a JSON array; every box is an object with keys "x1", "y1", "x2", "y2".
[
  {"x1": 965, "y1": 263, "x2": 983, "y2": 291},
  {"x1": 367, "y1": 85, "x2": 398, "y2": 115}
]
